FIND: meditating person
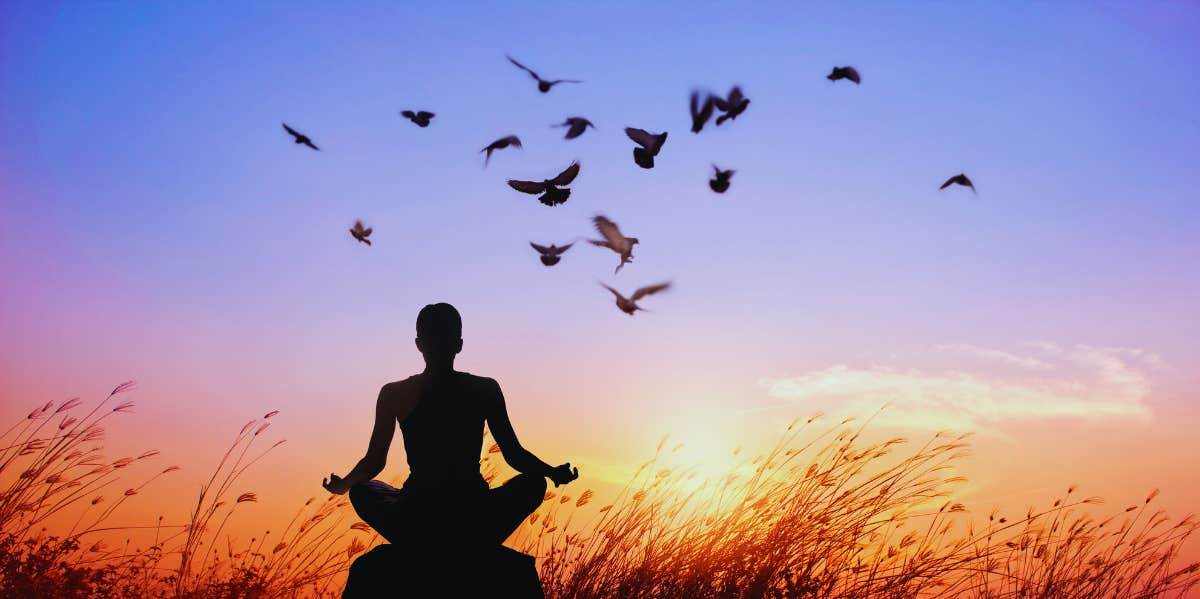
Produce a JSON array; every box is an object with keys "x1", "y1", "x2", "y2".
[{"x1": 321, "y1": 302, "x2": 579, "y2": 548}]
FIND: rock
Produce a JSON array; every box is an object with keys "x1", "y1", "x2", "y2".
[{"x1": 343, "y1": 543, "x2": 543, "y2": 598}]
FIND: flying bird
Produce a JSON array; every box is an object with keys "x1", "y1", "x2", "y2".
[
  {"x1": 530, "y1": 242, "x2": 574, "y2": 266},
  {"x1": 481, "y1": 135, "x2": 522, "y2": 166},
  {"x1": 349, "y1": 220, "x2": 372, "y2": 246},
  {"x1": 689, "y1": 91, "x2": 715, "y2": 133},
  {"x1": 589, "y1": 215, "x2": 639, "y2": 274},
  {"x1": 601, "y1": 282, "x2": 671, "y2": 315},
  {"x1": 554, "y1": 117, "x2": 594, "y2": 140},
  {"x1": 827, "y1": 66, "x2": 861, "y2": 84},
  {"x1": 508, "y1": 161, "x2": 581, "y2": 207},
  {"x1": 625, "y1": 127, "x2": 668, "y2": 169},
  {"x1": 282, "y1": 123, "x2": 319, "y2": 150},
  {"x1": 713, "y1": 86, "x2": 750, "y2": 125},
  {"x1": 506, "y1": 55, "x2": 582, "y2": 93},
  {"x1": 939, "y1": 173, "x2": 976, "y2": 193},
  {"x1": 400, "y1": 110, "x2": 435, "y2": 127},
  {"x1": 709, "y1": 165, "x2": 735, "y2": 193}
]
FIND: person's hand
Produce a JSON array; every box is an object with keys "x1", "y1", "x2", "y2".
[
  {"x1": 322, "y1": 472, "x2": 349, "y2": 495},
  {"x1": 548, "y1": 462, "x2": 579, "y2": 487}
]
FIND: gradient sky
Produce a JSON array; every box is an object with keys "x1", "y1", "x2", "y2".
[{"x1": 2, "y1": 2, "x2": 1198, "y2": 552}]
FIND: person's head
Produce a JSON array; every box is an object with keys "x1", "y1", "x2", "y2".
[{"x1": 415, "y1": 303, "x2": 463, "y2": 365}]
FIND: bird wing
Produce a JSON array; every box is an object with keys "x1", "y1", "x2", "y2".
[
  {"x1": 712, "y1": 95, "x2": 730, "y2": 111},
  {"x1": 506, "y1": 55, "x2": 540, "y2": 80},
  {"x1": 550, "y1": 161, "x2": 580, "y2": 186},
  {"x1": 588, "y1": 239, "x2": 610, "y2": 249},
  {"x1": 625, "y1": 127, "x2": 655, "y2": 149},
  {"x1": 552, "y1": 242, "x2": 574, "y2": 255},
  {"x1": 689, "y1": 92, "x2": 715, "y2": 130},
  {"x1": 631, "y1": 282, "x2": 671, "y2": 300},
  {"x1": 304, "y1": 139, "x2": 319, "y2": 150},
  {"x1": 697, "y1": 95, "x2": 714, "y2": 123},
  {"x1": 844, "y1": 67, "x2": 861, "y2": 83},
  {"x1": 600, "y1": 283, "x2": 624, "y2": 301},
  {"x1": 530, "y1": 242, "x2": 552, "y2": 254},
  {"x1": 547, "y1": 79, "x2": 582, "y2": 85},
  {"x1": 508, "y1": 180, "x2": 547, "y2": 194},
  {"x1": 282, "y1": 123, "x2": 300, "y2": 138},
  {"x1": 939, "y1": 176, "x2": 956, "y2": 189},
  {"x1": 504, "y1": 135, "x2": 522, "y2": 148},
  {"x1": 417, "y1": 111, "x2": 434, "y2": 119},
  {"x1": 729, "y1": 86, "x2": 744, "y2": 103},
  {"x1": 592, "y1": 215, "x2": 625, "y2": 247},
  {"x1": 401, "y1": 110, "x2": 415, "y2": 118},
  {"x1": 564, "y1": 123, "x2": 586, "y2": 139},
  {"x1": 362, "y1": 227, "x2": 372, "y2": 236}
]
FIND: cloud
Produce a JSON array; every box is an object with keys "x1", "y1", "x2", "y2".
[
  {"x1": 759, "y1": 344, "x2": 1158, "y2": 434},
  {"x1": 933, "y1": 344, "x2": 1053, "y2": 371}
]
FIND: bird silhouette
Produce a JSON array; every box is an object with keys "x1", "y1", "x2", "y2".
[
  {"x1": 625, "y1": 127, "x2": 668, "y2": 169},
  {"x1": 400, "y1": 110, "x2": 435, "y2": 127},
  {"x1": 690, "y1": 91, "x2": 715, "y2": 133},
  {"x1": 939, "y1": 173, "x2": 976, "y2": 193},
  {"x1": 530, "y1": 242, "x2": 574, "y2": 266},
  {"x1": 827, "y1": 66, "x2": 861, "y2": 84},
  {"x1": 601, "y1": 281, "x2": 671, "y2": 315},
  {"x1": 507, "y1": 162, "x2": 581, "y2": 207},
  {"x1": 282, "y1": 123, "x2": 319, "y2": 150},
  {"x1": 554, "y1": 117, "x2": 594, "y2": 140},
  {"x1": 710, "y1": 165, "x2": 735, "y2": 193},
  {"x1": 481, "y1": 135, "x2": 522, "y2": 166},
  {"x1": 349, "y1": 220, "x2": 372, "y2": 245},
  {"x1": 506, "y1": 55, "x2": 582, "y2": 93},
  {"x1": 713, "y1": 86, "x2": 750, "y2": 125},
  {"x1": 589, "y1": 215, "x2": 639, "y2": 274}
]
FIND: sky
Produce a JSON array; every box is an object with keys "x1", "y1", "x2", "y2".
[{"x1": 1, "y1": 1, "x2": 1198, "y2": 554}]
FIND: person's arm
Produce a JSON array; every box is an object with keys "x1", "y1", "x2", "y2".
[
  {"x1": 323, "y1": 385, "x2": 402, "y2": 494},
  {"x1": 484, "y1": 378, "x2": 579, "y2": 487}
]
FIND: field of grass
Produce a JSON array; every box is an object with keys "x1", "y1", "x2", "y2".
[{"x1": 2, "y1": 383, "x2": 1197, "y2": 598}]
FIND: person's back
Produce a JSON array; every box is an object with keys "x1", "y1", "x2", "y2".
[{"x1": 396, "y1": 371, "x2": 489, "y2": 493}]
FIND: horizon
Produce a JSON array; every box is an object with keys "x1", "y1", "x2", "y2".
[{"x1": 2, "y1": 1, "x2": 1199, "y2": 591}]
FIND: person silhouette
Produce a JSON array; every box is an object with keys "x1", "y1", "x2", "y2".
[{"x1": 322, "y1": 303, "x2": 579, "y2": 549}]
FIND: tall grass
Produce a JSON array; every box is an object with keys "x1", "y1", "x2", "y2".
[
  {"x1": 1, "y1": 386, "x2": 1197, "y2": 598},
  {"x1": 506, "y1": 415, "x2": 1200, "y2": 598},
  {"x1": 0, "y1": 383, "x2": 372, "y2": 597}
]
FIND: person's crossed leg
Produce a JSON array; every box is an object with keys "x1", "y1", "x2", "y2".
[{"x1": 349, "y1": 472, "x2": 547, "y2": 546}]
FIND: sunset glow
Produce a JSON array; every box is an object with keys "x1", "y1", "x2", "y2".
[{"x1": 2, "y1": 2, "x2": 1198, "y2": 597}]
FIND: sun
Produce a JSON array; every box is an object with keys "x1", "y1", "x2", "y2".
[{"x1": 655, "y1": 414, "x2": 747, "y2": 485}]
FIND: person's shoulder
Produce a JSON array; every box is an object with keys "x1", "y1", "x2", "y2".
[
  {"x1": 379, "y1": 375, "x2": 421, "y2": 397},
  {"x1": 456, "y1": 371, "x2": 496, "y2": 385},
  {"x1": 456, "y1": 372, "x2": 502, "y2": 393}
]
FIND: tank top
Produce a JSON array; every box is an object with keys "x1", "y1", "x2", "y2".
[{"x1": 399, "y1": 371, "x2": 488, "y2": 494}]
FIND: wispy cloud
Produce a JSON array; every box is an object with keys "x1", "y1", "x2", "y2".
[
  {"x1": 759, "y1": 344, "x2": 1160, "y2": 434},
  {"x1": 933, "y1": 344, "x2": 1053, "y2": 371}
]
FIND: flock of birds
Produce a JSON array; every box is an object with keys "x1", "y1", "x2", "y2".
[{"x1": 280, "y1": 57, "x2": 978, "y2": 316}]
